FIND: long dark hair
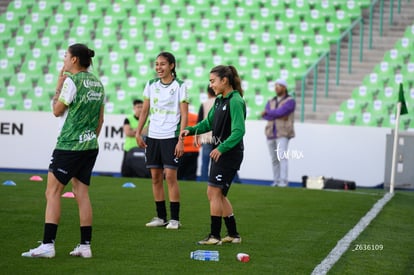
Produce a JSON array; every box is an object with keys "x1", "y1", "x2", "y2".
[
  {"x1": 157, "y1": 51, "x2": 177, "y2": 78},
  {"x1": 210, "y1": 65, "x2": 243, "y2": 97},
  {"x1": 68, "y1": 43, "x2": 95, "y2": 69}
]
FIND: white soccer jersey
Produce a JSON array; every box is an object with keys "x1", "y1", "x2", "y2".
[{"x1": 143, "y1": 77, "x2": 189, "y2": 139}]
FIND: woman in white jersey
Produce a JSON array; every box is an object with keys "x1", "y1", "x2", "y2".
[{"x1": 136, "y1": 52, "x2": 189, "y2": 230}]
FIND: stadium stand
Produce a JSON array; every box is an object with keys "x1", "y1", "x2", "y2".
[
  {"x1": 0, "y1": 0, "x2": 356, "y2": 116},
  {"x1": 0, "y1": 0, "x2": 412, "y2": 127},
  {"x1": 329, "y1": 23, "x2": 414, "y2": 130}
]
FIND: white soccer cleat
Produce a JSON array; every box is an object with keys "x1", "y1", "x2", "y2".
[
  {"x1": 222, "y1": 235, "x2": 242, "y2": 244},
  {"x1": 69, "y1": 244, "x2": 92, "y2": 258},
  {"x1": 166, "y1": 219, "x2": 181, "y2": 229},
  {"x1": 22, "y1": 242, "x2": 55, "y2": 258},
  {"x1": 145, "y1": 217, "x2": 167, "y2": 227},
  {"x1": 197, "y1": 235, "x2": 222, "y2": 245}
]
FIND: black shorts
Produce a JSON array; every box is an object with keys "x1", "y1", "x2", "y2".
[
  {"x1": 48, "y1": 149, "x2": 99, "y2": 186},
  {"x1": 145, "y1": 137, "x2": 180, "y2": 169},
  {"x1": 208, "y1": 150, "x2": 243, "y2": 196}
]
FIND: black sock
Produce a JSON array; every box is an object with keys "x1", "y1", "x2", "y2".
[
  {"x1": 170, "y1": 201, "x2": 180, "y2": 221},
  {"x1": 43, "y1": 223, "x2": 58, "y2": 244},
  {"x1": 156, "y1": 201, "x2": 167, "y2": 222},
  {"x1": 80, "y1": 226, "x2": 92, "y2": 245},
  {"x1": 224, "y1": 214, "x2": 239, "y2": 236},
  {"x1": 210, "y1": 216, "x2": 222, "y2": 239}
]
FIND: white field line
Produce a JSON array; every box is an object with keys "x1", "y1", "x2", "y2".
[{"x1": 311, "y1": 192, "x2": 394, "y2": 275}]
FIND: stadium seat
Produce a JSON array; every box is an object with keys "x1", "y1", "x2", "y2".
[
  {"x1": 328, "y1": 111, "x2": 356, "y2": 125},
  {"x1": 340, "y1": 0, "x2": 362, "y2": 21},
  {"x1": 309, "y1": 32, "x2": 331, "y2": 55},
  {"x1": 351, "y1": 85, "x2": 374, "y2": 101},
  {"x1": 383, "y1": 49, "x2": 405, "y2": 69},
  {"x1": 339, "y1": 98, "x2": 367, "y2": 114},
  {"x1": 318, "y1": 20, "x2": 342, "y2": 44},
  {"x1": 354, "y1": 112, "x2": 381, "y2": 127}
]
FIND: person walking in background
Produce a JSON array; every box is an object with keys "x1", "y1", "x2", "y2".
[
  {"x1": 196, "y1": 86, "x2": 216, "y2": 182},
  {"x1": 22, "y1": 43, "x2": 105, "y2": 258},
  {"x1": 177, "y1": 112, "x2": 200, "y2": 181},
  {"x1": 136, "y1": 52, "x2": 188, "y2": 230},
  {"x1": 121, "y1": 99, "x2": 149, "y2": 177},
  {"x1": 261, "y1": 79, "x2": 295, "y2": 187},
  {"x1": 181, "y1": 65, "x2": 246, "y2": 245}
]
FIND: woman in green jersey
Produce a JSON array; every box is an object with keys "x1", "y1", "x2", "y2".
[
  {"x1": 22, "y1": 43, "x2": 105, "y2": 259},
  {"x1": 180, "y1": 65, "x2": 246, "y2": 245}
]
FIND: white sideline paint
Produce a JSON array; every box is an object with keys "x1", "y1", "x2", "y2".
[{"x1": 311, "y1": 192, "x2": 394, "y2": 275}]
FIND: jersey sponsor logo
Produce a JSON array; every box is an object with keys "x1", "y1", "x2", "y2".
[
  {"x1": 87, "y1": 90, "x2": 103, "y2": 101},
  {"x1": 83, "y1": 79, "x2": 103, "y2": 88},
  {"x1": 79, "y1": 130, "x2": 97, "y2": 143}
]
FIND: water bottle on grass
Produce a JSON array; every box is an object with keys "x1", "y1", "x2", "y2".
[{"x1": 190, "y1": 250, "x2": 219, "y2": 261}]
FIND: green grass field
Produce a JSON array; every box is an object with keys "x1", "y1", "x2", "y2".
[{"x1": 0, "y1": 172, "x2": 413, "y2": 275}]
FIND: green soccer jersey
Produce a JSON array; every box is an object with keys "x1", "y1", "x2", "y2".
[{"x1": 55, "y1": 71, "x2": 105, "y2": 151}]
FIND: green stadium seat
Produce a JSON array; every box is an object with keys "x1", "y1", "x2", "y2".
[
  {"x1": 377, "y1": 85, "x2": 398, "y2": 103},
  {"x1": 0, "y1": 22, "x2": 13, "y2": 43},
  {"x1": 309, "y1": 33, "x2": 331, "y2": 55},
  {"x1": 293, "y1": 21, "x2": 315, "y2": 42},
  {"x1": 340, "y1": 0, "x2": 362, "y2": 21},
  {"x1": 362, "y1": 72, "x2": 386, "y2": 95},
  {"x1": 365, "y1": 99, "x2": 389, "y2": 116},
  {"x1": 339, "y1": 98, "x2": 366, "y2": 113},
  {"x1": 318, "y1": 20, "x2": 342, "y2": 44},
  {"x1": 225, "y1": 4, "x2": 244, "y2": 22},
  {"x1": 393, "y1": 37, "x2": 412, "y2": 60},
  {"x1": 278, "y1": 7, "x2": 300, "y2": 29},
  {"x1": 390, "y1": 73, "x2": 404, "y2": 87},
  {"x1": 402, "y1": 58, "x2": 414, "y2": 85},
  {"x1": 299, "y1": 41, "x2": 321, "y2": 66},
  {"x1": 383, "y1": 49, "x2": 405, "y2": 69},
  {"x1": 354, "y1": 111, "x2": 382, "y2": 127},
  {"x1": 380, "y1": 113, "x2": 396, "y2": 128},
  {"x1": 351, "y1": 85, "x2": 374, "y2": 101},
  {"x1": 3, "y1": 84, "x2": 22, "y2": 110},
  {"x1": 0, "y1": 58, "x2": 16, "y2": 81},
  {"x1": 328, "y1": 111, "x2": 356, "y2": 125},
  {"x1": 288, "y1": 0, "x2": 310, "y2": 17},
  {"x1": 332, "y1": 7, "x2": 353, "y2": 31},
  {"x1": 3, "y1": 10, "x2": 23, "y2": 28},
  {"x1": 7, "y1": 0, "x2": 33, "y2": 13},
  {"x1": 68, "y1": 24, "x2": 91, "y2": 43},
  {"x1": 308, "y1": 8, "x2": 325, "y2": 30},
  {"x1": 104, "y1": 101, "x2": 115, "y2": 114}
]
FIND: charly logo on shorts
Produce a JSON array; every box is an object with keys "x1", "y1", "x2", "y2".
[{"x1": 57, "y1": 168, "x2": 68, "y2": 174}]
